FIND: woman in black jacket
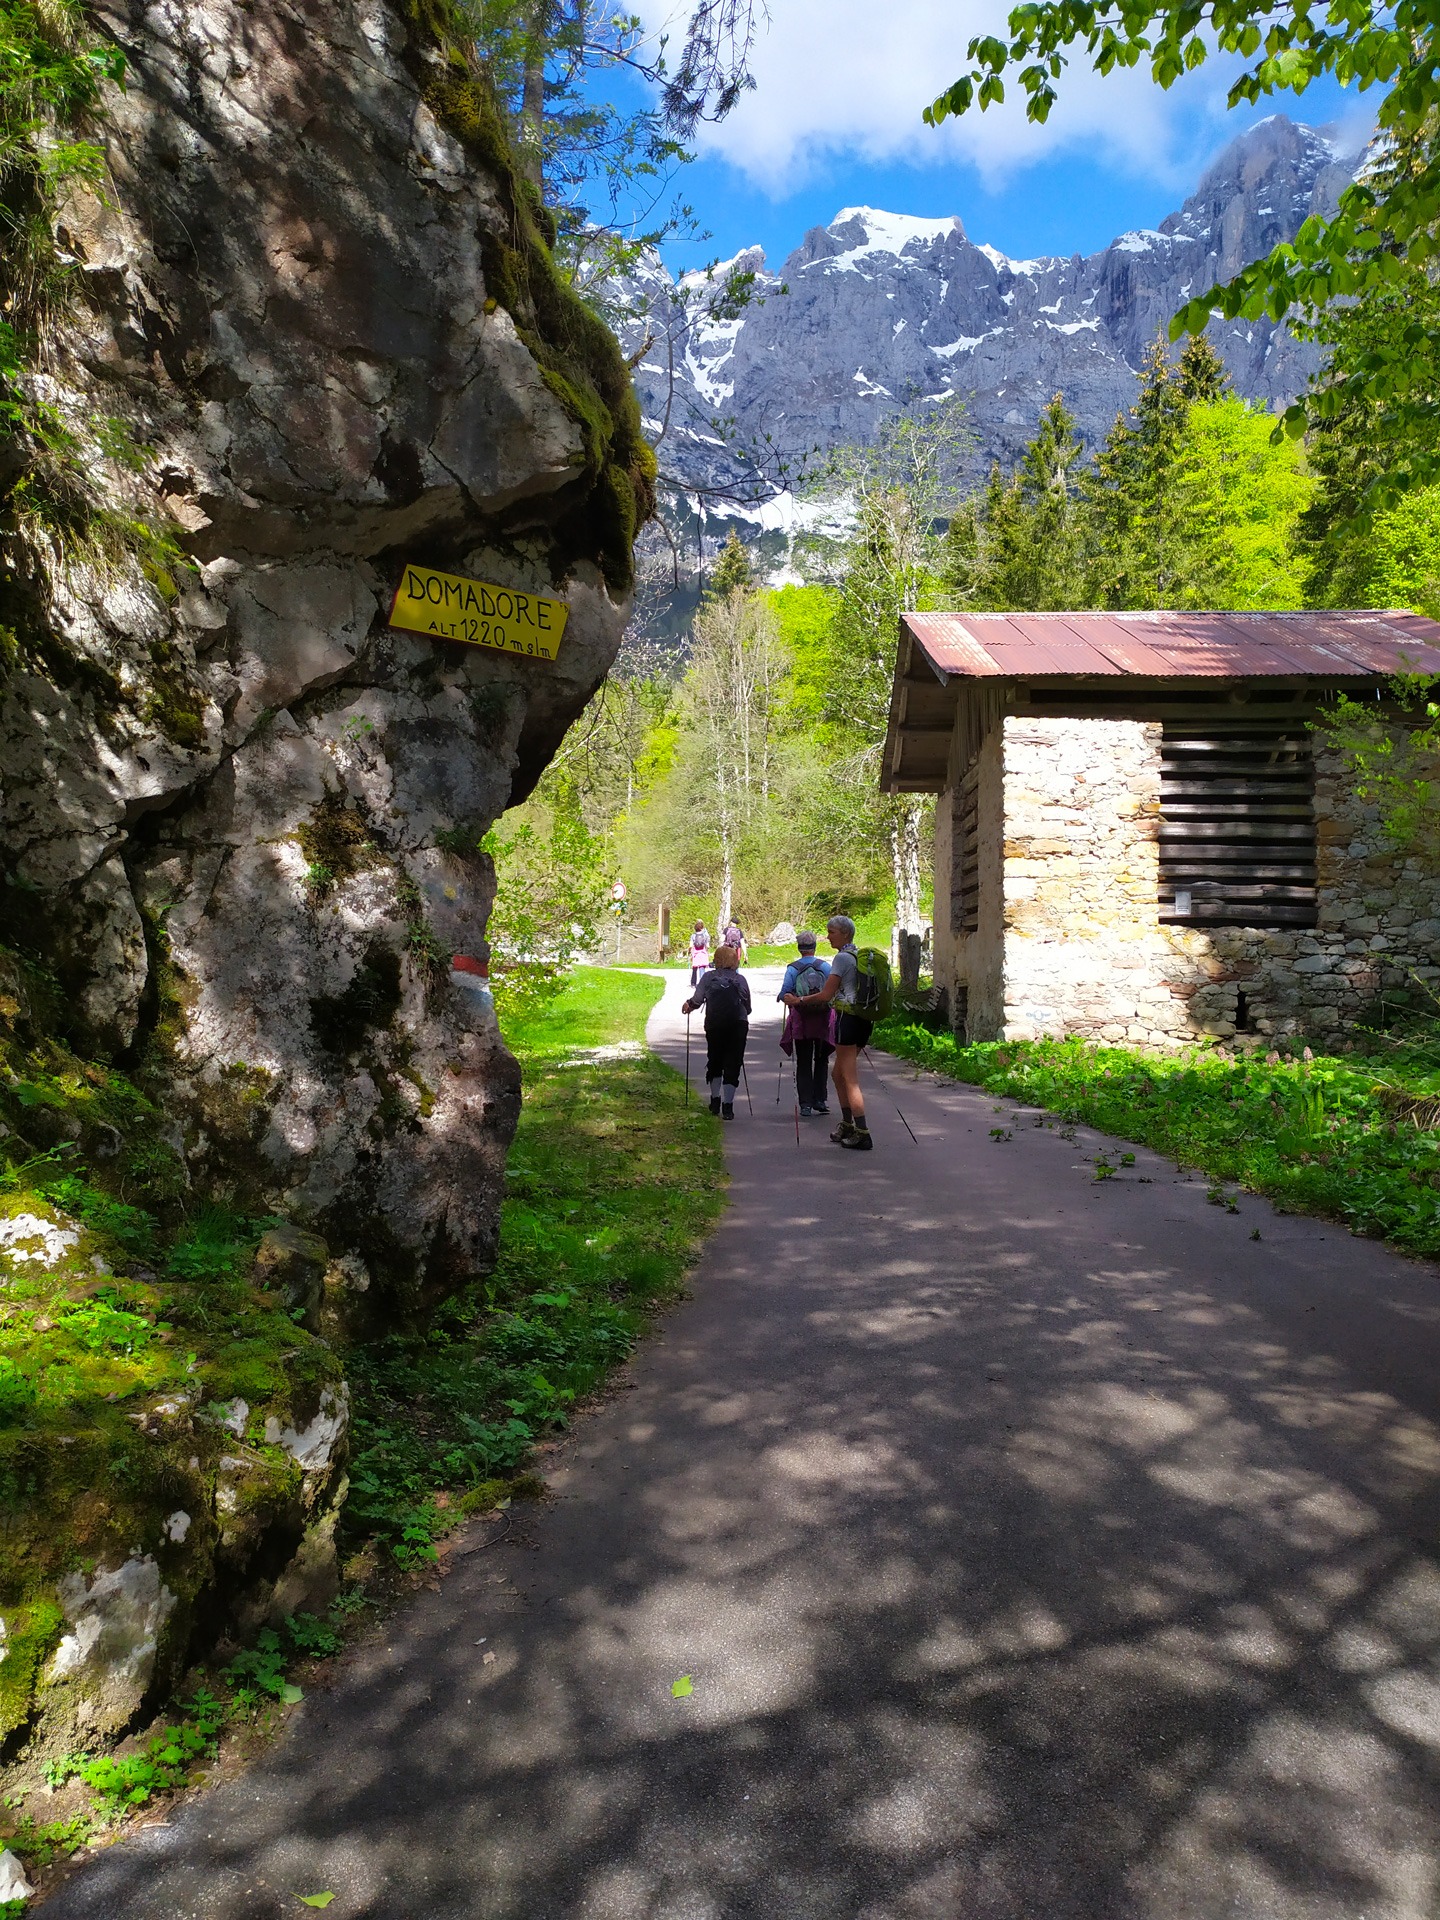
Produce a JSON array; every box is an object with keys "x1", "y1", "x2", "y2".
[{"x1": 681, "y1": 945, "x2": 751, "y2": 1118}]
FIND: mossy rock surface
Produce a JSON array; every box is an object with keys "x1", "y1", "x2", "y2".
[
  {"x1": 0, "y1": 947, "x2": 347, "y2": 1776},
  {"x1": 401, "y1": 2, "x2": 655, "y2": 595}
]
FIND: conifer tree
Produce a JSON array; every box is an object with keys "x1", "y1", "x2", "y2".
[
  {"x1": 704, "y1": 529, "x2": 754, "y2": 602},
  {"x1": 1087, "y1": 336, "x2": 1231, "y2": 608},
  {"x1": 1176, "y1": 333, "x2": 1228, "y2": 407},
  {"x1": 954, "y1": 396, "x2": 1089, "y2": 609},
  {"x1": 938, "y1": 494, "x2": 984, "y2": 605}
]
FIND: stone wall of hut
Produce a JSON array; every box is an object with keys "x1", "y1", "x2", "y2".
[{"x1": 932, "y1": 715, "x2": 1440, "y2": 1048}]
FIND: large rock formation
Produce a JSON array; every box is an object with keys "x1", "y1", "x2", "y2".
[
  {"x1": 0, "y1": 0, "x2": 648, "y2": 1765},
  {"x1": 1, "y1": 0, "x2": 650, "y2": 1313}
]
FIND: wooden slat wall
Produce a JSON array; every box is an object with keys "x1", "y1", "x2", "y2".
[
  {"x1": 952, "y1": 766, "x2": 980, "y2": 935},
  {"x1": 1159, "y1": 721, "x2": 1317, "y2": 928}
]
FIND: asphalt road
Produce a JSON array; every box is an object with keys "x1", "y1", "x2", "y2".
[{"x1": 44, "y1": 969, "x2": 1440, "y2": 1919}]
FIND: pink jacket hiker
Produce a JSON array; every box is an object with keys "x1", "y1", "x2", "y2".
[{"x1": 779, "y1": 1001, "x2": 836, "y2": 1056}]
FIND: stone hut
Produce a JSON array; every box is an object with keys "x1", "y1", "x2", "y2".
[{"x1": 881, "y1": 610, "x2": 1440, "y2": 1047}]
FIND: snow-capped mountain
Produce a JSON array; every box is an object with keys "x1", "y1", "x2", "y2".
[{"x1": 626, "y1": 114, "x2": 1364, "y2": 582}]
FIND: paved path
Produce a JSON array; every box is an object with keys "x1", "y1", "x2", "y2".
[{"x1": 46, "y1": 972, "x2": 1440, "y2": 1919}]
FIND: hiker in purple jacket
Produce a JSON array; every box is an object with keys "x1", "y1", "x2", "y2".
[{"x1": 777, "y1": 931, "x2": 832, "y2": 1117}]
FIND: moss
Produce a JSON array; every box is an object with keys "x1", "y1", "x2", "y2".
[
  {"x1": 434, "y1": 823, "x2": 484, "y2": 861},
  {"x1": 0, "y1": 1600, "x2": 63, "y2": 1742},
  {"x1": 400, "y1": 1068, "x2": 436, "y2": 1119},
  {"x1": 127, "y1": 632, "x2": 208, "y2": 752},
  {"x1": 394, "y1": 872, "x2": 448, "y2": 985},
  {"x1": 129, "y1": 903, "x2": 198, "y2": 1081},
  {"x1": 395, "y1": 2, "x2": 653, "y2": 594},
  {"x1": 467, "y1": 681, "x2": 513, "y2": 741},
  {"x1": 293, "y1": 795, "x2": 382, "y2": 900},
  {"x1": 0, "y1": 575, "x2": 123, "y2": 712},
  {"x1": 453, "y1": 1476, "x2": 508, "y2": 1517},
  {"x1": 140, "y1": 682, "x2": 205, "y2": 752},
  {"x1": 0, "y1": 937, "x2": 352, "y2": 1763},
  {"x1": 367, "y1": 1064, "x2": 416, "y2": 1135}
]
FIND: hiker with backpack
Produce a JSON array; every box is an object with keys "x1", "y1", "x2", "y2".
[
  {"x1": 681, "y1": 945, "x2": 751, "y2": 1119},
  {"x1": 777, "y1": 931, "x2": 832, "y2": 1117},
  {"x1": 723, "y1": 920, "x2": 747, "y2": 964},
  {"x1": 687, "y1": 921, "x2": 711, "y2": 987},
  {"x1": 786, "y1": 914, "x2": 892, "y2": 1151}
]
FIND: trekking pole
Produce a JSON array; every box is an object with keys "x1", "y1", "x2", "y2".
[
  {"x1": 776, "y1": 1051, "x2": 784, "y2": 1103},
  {"x1": 740, "y1": 1062, "x2": 754, "y2": 1117},
  {"x1": 864, "y1": 1047, "x2": 918, "y2": 1145},
  {"x1": 684, "y1": 1009, "x2": 691, "y2": 1106}
]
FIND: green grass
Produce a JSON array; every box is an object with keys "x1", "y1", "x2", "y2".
[
  {"x1": 502, "y1": 965, "x2": 664, "y2": 1059},
  {"x1": 732, "y1": 944, "x2": 803, "y2": 968},
  {"x1": 875, "y1": 1016, "x2": 1440, "y2": 1258},
  {"x1": 344, "y1": 966, "x2": 725, "y2": 1564}
]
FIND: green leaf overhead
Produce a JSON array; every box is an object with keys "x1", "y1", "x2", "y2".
[{"x1": 924, "y1": 0, "x2": 1440, "y2": 482}]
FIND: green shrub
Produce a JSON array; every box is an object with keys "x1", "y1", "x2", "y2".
[{"x1": 0, "y1": 1359, "x2": 36, "y2": 1423}]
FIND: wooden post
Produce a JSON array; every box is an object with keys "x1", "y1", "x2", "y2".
[
  {"x1": 899, "y1": 929, "x2": 923, "y2": 993},
  {"x1": 658, "y1": 903, "x2": 671, "y2": 963}
]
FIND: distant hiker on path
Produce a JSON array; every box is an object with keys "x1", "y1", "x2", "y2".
[
  {"x1": 682, "y1": 945, "x2": 751, "y2": 1120},
  {"x1": 778, "y1": 931, "x2": 832, "y2": 1118},
  {"x1": 723, "y1": 921, "x2": 747, "y2": 964},
  {"x1": 790, "y1": 915, "x2": 874, "y2": 1151},
  {"x1": 688, "y1": 922, "x2": 710, "y2": 987}
]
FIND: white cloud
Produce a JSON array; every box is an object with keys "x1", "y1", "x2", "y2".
[{"x1": 639, "y1": 0, "x2": 1254, "y2": 192}]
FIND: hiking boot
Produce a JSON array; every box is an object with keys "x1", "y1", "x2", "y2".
[
  {"x1": 709, "y1": 1095, "x2": 722, "y2": 1116},
  {"x1": 839, "y1": 1127, "x2": 874, "y2": 1151},
  {"x1": 813, "y1": 1103, "x2": 830, "y2": 1116},
  {"x1": 722, "y1": 1103, "x2": 735, "y2": 1120},
  {"x1": 799, "y1": 1105, "x2": 813, "y2": 1118},
  {"x1": 830, "y1": 1120, "x2": 855, "y2": 1144}
]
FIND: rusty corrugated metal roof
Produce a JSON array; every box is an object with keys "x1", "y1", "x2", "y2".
[{"x1": 902, "y1": 610, "x2": 1440, "y2": 681}]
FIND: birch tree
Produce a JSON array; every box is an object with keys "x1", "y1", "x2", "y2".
[
  {"x1": 684, "y1": 586, "x2": 785, "y2": 929},
  {"x1": 808, "y1": 399, "x2": 972, "y2": 932}
]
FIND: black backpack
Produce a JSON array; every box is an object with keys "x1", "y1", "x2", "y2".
[{"x1": 705, "y1": 971, "x2": 747, "y2": 1019}]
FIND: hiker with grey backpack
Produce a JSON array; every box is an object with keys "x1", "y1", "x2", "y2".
[
  {"x1": 786, "y1": 915, "x2": 893, "y2": 1151},
  {"x1": 777, "y1": 931, "x2": 832, "y2": 1118}
]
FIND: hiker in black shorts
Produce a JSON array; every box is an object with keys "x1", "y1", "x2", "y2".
[
  {"x1": 681, "y1": 945, "x2": 751, "y2": 1119},
  {"x1": 791, "y1": 914, "x2": 872, "y2": 1150}
]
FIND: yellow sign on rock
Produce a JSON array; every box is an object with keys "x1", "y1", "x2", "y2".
[{"x1": 388, "y1": 565, "x2": 569, "y2": 660}]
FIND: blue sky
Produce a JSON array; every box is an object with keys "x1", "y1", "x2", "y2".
[
  {"x1": 619, "y1": 1, "x2": 1370, "y2": 276},
  {"x1": 665, "y1": 87, "x2": 1362, "y2": 273}
]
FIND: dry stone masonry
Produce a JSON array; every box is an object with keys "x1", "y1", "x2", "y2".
[{"x1": 943, "y1": 716, "x2": 1440, "y2": 1048}]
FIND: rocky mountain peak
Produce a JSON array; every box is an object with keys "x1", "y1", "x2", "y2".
[{"x1": 629, "y1": 112, "x2": 1370, "y2": 598}]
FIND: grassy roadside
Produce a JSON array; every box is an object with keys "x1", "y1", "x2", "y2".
[
  {"x1": 3, "y1": 969, "x2": 723, "y2": 1901},
  {"x1": 875, "y1": 1016, "x2": 1440, "y2": 1259},
  {"x1": 344, "y1": 968, "x2": 724, "y2": 1564}
]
